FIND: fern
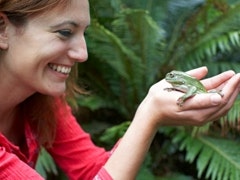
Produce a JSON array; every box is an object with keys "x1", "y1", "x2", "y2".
[
  {"x1": 192, "y1": 98, "x2": 240, "y2": 135},
  {"x1": 170, "y1": 130, "x2": 240, "y2": 180},
  {"x1": 220, "y1": 98, "x2": 240, "y2": 130},
  {"x1": 162, "y1": 97, "x2": 240, "y2": 179},
  {"x1": 79, "y1": 9, "x2": 163, "y2": 119},
  {"x1": 225, "y1": 98, "x2": 240, "y2": 121},
  {"x1": 184, "y1": 30, "x2": 240, "y2": 70},
  {"x1": 162, "y1": 0, "x2": 240, "y2": 73},
  {"x1": 112, "y1": 9, "x2": 164, "y2": 85}
]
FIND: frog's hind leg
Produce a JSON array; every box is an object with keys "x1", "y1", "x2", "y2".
[
  {"x1": 164, "y1": 87, "x2": 181, "y2": 92},
  {"x1": 177, "y1": 86, "x2": 198, "y2": 106},
  {"x1": 177, "y1": 94, "x2": 196, "y2": 106}
]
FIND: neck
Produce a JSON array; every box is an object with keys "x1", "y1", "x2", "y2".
[
  {"x1": 0, "y1": 65, "x2": 35, "y2": 110},
  {"x1": 0, "y1": 65, "x2": 34, "y2": 145},
  {"x1": 0, "y1": 79, "x2": 31, "y2": 145},
  {"x1": 0, "y1": 107, "x2": 22, "y2": 143}
]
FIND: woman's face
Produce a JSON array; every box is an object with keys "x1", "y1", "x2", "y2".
[{"x1": 1, "y1": 0, "x2": 90, "y2": 97}]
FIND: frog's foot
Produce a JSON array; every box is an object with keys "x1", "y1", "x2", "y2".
[
  {"x1": 177, "y1": 97, "x2": 186, "y2": 107},
  {"x1": 208, "y1": 89, "x2": 224, "y2": 97},
  {"x1": 177, "y1": 93, "x2": 197, "y2": 107}
]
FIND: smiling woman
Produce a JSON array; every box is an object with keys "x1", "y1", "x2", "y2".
[
  {"x1": 0, "y1": 0, "x2": 239, "y2": 179},
  {"x1": 0, "y1": 0, "x2": 87, "y2": 146}
]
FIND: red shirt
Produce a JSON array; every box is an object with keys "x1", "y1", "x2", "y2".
[{"x1": 0, "y1": 100, "x2": 114, "y2": 179}]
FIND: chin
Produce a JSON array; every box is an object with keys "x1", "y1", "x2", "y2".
[
  {"x1": 51, "y1": 91, "x2": 66, "y2": 97},
  {"x1": 40, "y1": 87, "x2": 66, "y2": 97},
  {"x1": 51, "y1": 88, "x2": 67, "y2": 96},
  {"x1": 37, "y1": 82, "x2": 67, "y2": 97}
]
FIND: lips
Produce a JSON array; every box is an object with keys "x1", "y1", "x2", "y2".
[{"x1": 48, "y1": 63, "x2": 71, "y2": 74}]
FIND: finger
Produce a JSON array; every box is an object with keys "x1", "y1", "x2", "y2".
[
  {"x1": 176, "y1": 99, "x2": 235, "y2": 126},
  {"x1": 180, "y1": 73, "x2": 239, "y2": 110},
  {"x1": 170, "y1": 104, "x2": 224, "y2": 126},
  {"x1": 221, "y1": 73, "x2": 240, "y2": 100},
  {"x1": 201, "y1": 70, "x2": 235, "y2": 90},
  {"x1": 179, "y1": 93, "x2": 223, "y2": 110},
  {"x1": 185, "y1": 66, "x2": 208, "y2": 80},
  {"x1": 180, "y1": 74, "x2": 240, "y2": 119}
]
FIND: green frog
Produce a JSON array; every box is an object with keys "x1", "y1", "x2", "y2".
[{"x1": 164, "y1": 70, "x2": 223, "y2": 106}]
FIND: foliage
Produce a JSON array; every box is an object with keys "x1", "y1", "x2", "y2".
[
  {"x1": 78, "y1": 9, "x2": 163, "y2": 119},
  {"x1": 162, "y1": 126, "x2": 240, "y2": 180},
  {"x1": 35, "y1": 148, "x2": 58, "y2": 179},
  {"x1": 36, "y1": 0, "x2": 240, "y2": 179},
  {"x1": 99, "y1": 121, "x2": 131, "y2": 145}
]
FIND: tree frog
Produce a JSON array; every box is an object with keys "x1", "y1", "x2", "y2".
[{"x1": 164, "y1": 70, "x2": 223, "y2": 106}]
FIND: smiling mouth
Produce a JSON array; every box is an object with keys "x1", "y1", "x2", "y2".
[{"x1": 48, "y1": 63, "x2": 71, "y2": 74}]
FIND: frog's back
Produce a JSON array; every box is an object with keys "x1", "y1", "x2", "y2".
[
  {"x1": 189, "y1": 77, "x2": 206, "y2": 92},
  {"x1": 170, "y1": 70, "x2": 206, "y2": 93}
]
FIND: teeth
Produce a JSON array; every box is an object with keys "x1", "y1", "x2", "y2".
[{"x1": 49, "y1": 64, "x2": 71, "y2": 74}]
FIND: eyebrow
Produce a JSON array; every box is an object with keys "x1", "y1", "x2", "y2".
[{"x1": 51, "y1": 20, "x2": 80, "y2": 29}]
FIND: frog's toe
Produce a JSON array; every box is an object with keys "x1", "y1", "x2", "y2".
[
  {"x1": 208, "y1": 89, "x2": 224, "y2": 97},
  {"x1": 218, "y1": 90, "x2": 224, "y2": 97},
  {"x1": 177, "y1": 98, "x2": 184, "y2": 107}
]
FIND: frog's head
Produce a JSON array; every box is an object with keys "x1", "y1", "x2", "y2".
[{"x1": 165, "y1": 70, "x2": 192, "y2": 85}]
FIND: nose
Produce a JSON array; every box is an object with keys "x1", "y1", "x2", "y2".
[{"x1": 68, "y1": 35, "x2": 88, "y2": 62}]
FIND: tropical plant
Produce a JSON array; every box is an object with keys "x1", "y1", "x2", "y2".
[{"x1": 36, "y1": 0, "x2": 240, "y2": 179}]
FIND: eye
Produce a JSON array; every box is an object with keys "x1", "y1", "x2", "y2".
[
  {"x1": 56, "y1": 29, "x2": 73, "y2": 38},
  {"x1": 169, "y1": 73, "x2": 175, "y2": 78}
]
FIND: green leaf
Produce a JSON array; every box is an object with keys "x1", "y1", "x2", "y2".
[
  {"x1": 35, "y1": 148, "x2": 58, "y2": 178},
  {"x1": 181, "y1": 136, "x2": 240, "y2": 180}
]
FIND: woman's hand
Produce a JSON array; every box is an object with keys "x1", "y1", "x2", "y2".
[
  {"x1": 104, "y1": 66, "x2": 239, "y2": 179},
  {"x1": 138, "y1": 66, "x2": 240, "y2": 127}
]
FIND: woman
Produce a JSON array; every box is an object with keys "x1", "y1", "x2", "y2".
[{"x1": 0, "y1": 0, "x2": 239, "y2": 179}]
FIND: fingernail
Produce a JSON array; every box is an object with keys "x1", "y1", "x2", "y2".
[{"x1": 211, "y1": 94, "x2": 222, "y2": 105}]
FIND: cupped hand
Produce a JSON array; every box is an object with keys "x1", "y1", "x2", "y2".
[{"x1": 139, "y1": 67, "x2": 240, "y2": 127}]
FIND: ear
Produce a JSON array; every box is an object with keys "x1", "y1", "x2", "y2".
[{"x1": 0, "y1": 13, "x2": 9, "y2": 50}]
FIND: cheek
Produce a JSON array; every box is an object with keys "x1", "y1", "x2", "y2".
[
  {"x1": 5, "y1": 43, "x2": 65, "y2": 84},
  {"x1": 40, "y1": 42, "x2": 68, "y2": 61}
]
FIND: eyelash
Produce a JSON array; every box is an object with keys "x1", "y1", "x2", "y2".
[{"x1": 56, "y1": 29, "x2": 73, "y2": 38}]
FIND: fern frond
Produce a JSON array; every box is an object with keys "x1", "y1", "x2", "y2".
[
  {"x1": 112, "y1": 9, "x2": 164, "y2": 86},
  {"x1": 80, "y1": 9, "x2": 164, "y2": 118},
  {"x1": 164, "y1": 1, "x2": 240, "y2": 70},
  {"x1": 220, "y1": 98, "x2": 240, "y2": 129},
  {"x1": 191, "y1": 98, "x2": 240, "y2": 137},
  {"x1": 176, "y1": 133, "x2": 240, "y2": 180},
  {"x1": 184, "y1": 30, "x2": 240, "y2": 68},
  {"x1": 86, "y1": 20, "x2": 143, "y2": 80},
  {"x1": 225, "y1": 98, "x2": 240, "y2": 122}
]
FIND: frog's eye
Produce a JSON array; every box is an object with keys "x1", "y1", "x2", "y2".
[{"x1": 169, "y1": 73, "x2": 175, "y2": 78}]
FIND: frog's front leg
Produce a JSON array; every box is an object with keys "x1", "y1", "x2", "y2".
[
  {"x1": 177, "y1": 86, "x2": 198, "y2": 106},
  {"x1": 164, "y1": 87, "x2": 179, "y2": 92}
]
